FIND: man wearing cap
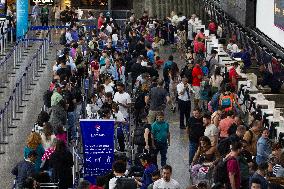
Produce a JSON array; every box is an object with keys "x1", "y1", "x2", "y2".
[{"x1": 12, "y1": 150, "x2": 38, "y2": 189}]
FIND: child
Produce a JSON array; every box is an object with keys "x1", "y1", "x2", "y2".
[
  {"x1": 200, "y1": 80, "x2": 211, "y2": 111},
  {"x1": 151, "y1": 112, "x2": 170, "y2": 167},
  {"x1": 201, "y1": 60, "x2": 209, "y2": 77},
  {"x1": 155, "y1": 56, "x2": 164, "y2": 69}
]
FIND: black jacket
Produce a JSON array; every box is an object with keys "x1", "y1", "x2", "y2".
[{"x1": 50, "y1": 150, "x2": 74, "y2": 189}]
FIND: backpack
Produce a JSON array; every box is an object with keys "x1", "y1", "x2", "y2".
[
  {"x1": 60, "y1": 33, "x2": 67, "y2": 45},
  {"x1": 115, "y1": 177, "x2": 137, "y2": 189},
  {"x1": 43, "y1": 90, "x2": 53, "y2": 108},
  {"x1": 217, "y1": 137, "x2": 232, "y2": 157},
  {"x1": 214, "y1": 158, "x2": 232, "y2": 185},
  {"x1": 134, "y1": 92, "x2": 146, "y2": 109},
  {"x1": 209, "y1": 92, "x2": 221, "y2": 112},
  {"x1": 133, "y1": 126, "x2": 145, "y2": 146},
  {"x1": 220, "y1": 95, "x2": 233, "y2": 109}
]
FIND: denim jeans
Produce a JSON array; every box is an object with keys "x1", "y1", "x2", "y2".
[
  {"x1": 189, "y1": 141, "x2": 198, "y2": 164},
  {"x1": 154, "y1": 141, "x2": 168, "y2": 167},
  {"x1": 67, "y1": 111, "x2": 76, "y2": 140}
]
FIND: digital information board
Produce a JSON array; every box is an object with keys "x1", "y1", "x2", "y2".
[{"x1": 275, "y1": 0, "x2": 284, "y2": 30}]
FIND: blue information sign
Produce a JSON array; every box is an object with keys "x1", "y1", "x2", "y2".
[
  {"x1": 16, "y1": 0, "x2": 29, "y2": 39},
  {"x1": 80, "y1": 119, "x2": 115, "y2": 176}
]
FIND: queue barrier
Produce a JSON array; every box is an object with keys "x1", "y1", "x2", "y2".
[
  {"x1": 29, "y1": 25, "x2": 97, "y2": 31},
  {"x1": 0, "y1": 34, "x2": 51, "y2": 154},
  {"x1": 0, "y1": 27, "x2": 15, "y2": 56}
]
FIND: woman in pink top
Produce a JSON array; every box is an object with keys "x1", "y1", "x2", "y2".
[
  {"x1": 55, "y1": 125, "x2": 67, "y2": 144},
  {"x1": 218, "y1": 110, "x2": 235, "y2": 139}
]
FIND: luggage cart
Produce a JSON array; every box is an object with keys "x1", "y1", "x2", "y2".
[
  {"x1": 39, "y1": 182, "x2": 59, "y2": 188},
  {"x1": 189, "y1": 163, "x2": 214, "y2": 186}
]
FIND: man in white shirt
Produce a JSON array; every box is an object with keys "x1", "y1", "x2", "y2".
[
  {"x1": 113, "y1": 83, "x2": 131, "y2": 119},
  {"x1": 227, "y1": 39, "x2": 239, "y2": 55},
  {"x1": 203, "y1": 113, "x2": 219, "y2": 146},
  {"x1": 65, "y1": 28, "x2": 73, "y2": 44},
  {"x1": 153, "y1": 165, "x2": 180, "y2": 189},
  {"x1": 176, "y1": 77, "x2": 192, "y2": 129},
  {"x1": 109, "y1": 160, "x2": 126, "y2": 189}
]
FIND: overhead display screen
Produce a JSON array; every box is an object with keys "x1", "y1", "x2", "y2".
[{"x1": 275, "y1": 0, "x2": 284, "y2": 30}]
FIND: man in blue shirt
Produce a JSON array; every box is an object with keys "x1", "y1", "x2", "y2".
[
  {"x1": 249, "y1": 162, "x2": 269, "y2": 189},
  {"x1": 71, "y1": 25, "x2": 79, "y2": 42},
  {"x1": 146, "y1": 44, "x2": 155, "y2": 64},
  {"x1": 151, "y1": 112, "x2": 170, "y2": 167}
]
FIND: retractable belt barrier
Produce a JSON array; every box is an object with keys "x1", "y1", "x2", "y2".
[
  {"x1": 0, "y1": 27, "x2": 15, "y2": 56},
  {"x1": 0, "y1": 31, "x2": 51, "y2": 154},
  {"x1": 30, "y1": 25, "x2": 97, "y2": 31}
]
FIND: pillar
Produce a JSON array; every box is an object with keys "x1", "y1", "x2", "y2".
[
  {"x1": 151, "y1": 0, "x2": 156, "y2": 19},
  {"x1": 165, "y1": 0, "x2": 170, "y2": 18},
  {"x1": 178, "y1": 0, "x2": 183, "y2": 14},
  {"x1": 169, "y1": 0, "x2": 173, "y2": 16},
  {"x1": 108, "y1": 0, "x2": 111, "y2": 11},
  {"x1": 182, "y1": 0, "x2": 187, "y2": 17},
  {"x1": 186, "y1": 0, "x2": 191, "y2": 17},
  {"x1": 173, "y1": 0, "x2": 177, "y2": 13},
  {"x1": 161, "y1": 0, "x2": 166, "y2": 19},
  {"x1": 144, "y1": 0, "x2": 153, "y2": 17}
]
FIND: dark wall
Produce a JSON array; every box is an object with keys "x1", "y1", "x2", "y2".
[
  {"x1": 220, "y1": 0, "x2": 256, "y2": 27},
  {"x1": 112, "y1": 0, "x2": 132, "y2": 10}
]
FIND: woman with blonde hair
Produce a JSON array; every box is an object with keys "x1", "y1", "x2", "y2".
[{"x1": 24, "y1": 132, "x2": 45, "y2": 173}]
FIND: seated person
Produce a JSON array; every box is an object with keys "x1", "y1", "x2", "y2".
[
  {"x1": 275, "y1": 152, "x2": 284, "y2": 177},
  {"x1": 268, "y1": 143, "x2": 282, "y2": 177},
  {"x1": 258, "y1": 64, "x2": 282, "y2": 93}
]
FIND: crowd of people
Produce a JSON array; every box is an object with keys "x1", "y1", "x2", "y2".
[{"x1": 10, "y1": 3, "x2": 284, "y2": 189}]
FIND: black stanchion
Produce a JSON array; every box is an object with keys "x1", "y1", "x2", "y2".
[
  {"x1": 8, "y1": 94, "x2": 17, "y2": 129},
  {"x1": 40, "y1": 44, "x2": 45, "y2": 69},
  {"x1": 4, "y1": 101, "x2": 12, "y2": 136},
  {"x1": 20, "y1": 73, "x2": 29, "y2": 103},
  {"x1": 0, "y1": 61, "x2": 6, "y2": 91},
  {"x1": 30, "y1": 60, "x2": 37, "y2": 85},
  {"x1": 24, "y1": 67, "x2": 32, "y2": 96},
  {"x1": 15, "y1": 81, "x2": 24, "y2": 114},
  {"x1": 12, "y1": 45, "x2": 20, "y2": 72},
  {"x1": 12, "y1": 87, "x2": 20, "y2": 120},
  {"x1": 0, "y1": 109, "x2": 8, "y2": 145}
]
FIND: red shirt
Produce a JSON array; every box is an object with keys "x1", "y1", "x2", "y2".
[
  {"x1": 194, "y1": 41, "x2": 206, "y2": 54},
  {"x1": 195, "y1": 32, "x2": 205, "y2": 41},
  {"x1": 227, "y1": 157, "x2": 241, "y2": 189},
  {"x1": 155, "y1": 59, "x2": 164, "y2": 66},
  {"x1": 98, "y1": 16, "x2": 104, "y2": 29},
  {"x1": 208, "y1": 22, "x2": 217, "y2": 32},
  {"x1": 192, "y1": 65, "x2": 203, "y2": 86},
  {"x1": 229, "y1": 67, "x2": 238, "y2": 88}
]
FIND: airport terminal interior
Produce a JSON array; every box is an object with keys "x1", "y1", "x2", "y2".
[{"x1": 1, "y1": 0, "x2": 284, "y2": 188}]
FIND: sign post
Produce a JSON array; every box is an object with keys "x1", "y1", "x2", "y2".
[{"x1": 80, "y1": 119, "x2": 115, "y2": 181}]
